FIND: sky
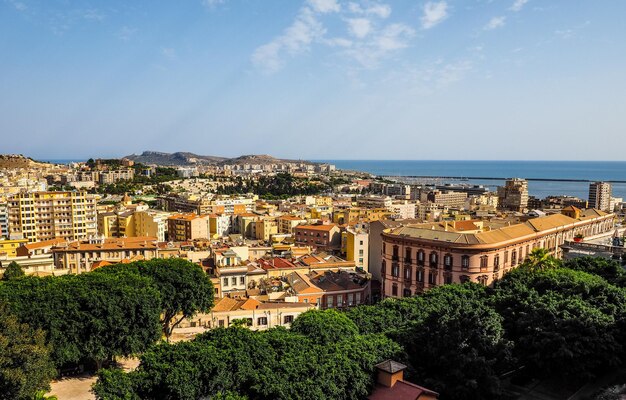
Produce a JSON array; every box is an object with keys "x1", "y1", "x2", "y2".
[{"x1": 1, "y1": 0, "x2": 625, "y2": 161}]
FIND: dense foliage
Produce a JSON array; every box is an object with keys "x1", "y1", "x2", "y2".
[
  {"x1": 95, "y1": 258, "x2": 215, "y2": 341},
  {"x1": 215, "y1": 173, "x2": 329, "y2": 198},
  {"x1": 1, "y1": 261, "x2": 25, "y2": 281},
  {"x1": 93, "y1": 311, "x2": 402, "y2": 400},
  {"x1": 0, "y1": 273, "x2": 162, "y2": 369},
  {"x1": 0, "y1": 303, "x2": 56, "y2": 400}
]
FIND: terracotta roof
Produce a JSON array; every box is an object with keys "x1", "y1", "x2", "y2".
[
  {"x1": 23, "y1": 238, "x2": 67, "y2": 250},
  {"x1": 368, "y1": 381, "x2": 439, "y2": 400},
  {"x1": 295, "y1": 224, "x2": 337, "y2": 232},
  {"x1": 375, "y1": 360, "x2": 407, "y2": 374}
]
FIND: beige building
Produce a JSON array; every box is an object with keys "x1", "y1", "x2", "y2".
[
  {"x1": 167, "y1": 213, "x2": 211, "y2": 242},
  {"x1": 343, "y1": 226, "x2": 369, "y2": 272},
  {"x1": 497, "y1": 178, "x2": 529, "y2": 212},
  {"x1": 588, "y1": 181, "x2": 611, "y2": 212},
  {"x1": 8, "y1": 191, "x2": 97, "y2": 242},
  {"x1": 380, "y1": 209, "x2": 614, "y2": 298},
  {"x1": 52, "y1": 236, "x2": 158, "y2": 274},
  {"x1": 277, "y1": 215, "x2": 307, "y2": 235}
]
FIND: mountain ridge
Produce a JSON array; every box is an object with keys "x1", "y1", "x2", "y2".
[{"x1": 123, "y1": 151, "x2": 318, "y2": 166}]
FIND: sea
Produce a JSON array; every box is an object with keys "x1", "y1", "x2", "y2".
[{"x1": 317, "y1": 160, "x2": 626, "y2": 200}]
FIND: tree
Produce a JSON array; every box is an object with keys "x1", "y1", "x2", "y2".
[
  {"x1": 96, "y1": 258, "x2": 215, "y2": 341},
  {"x1": 400, "y1": 292, "x2": 512, "y2": 400},
  {"x1": 563, "y1": 256, "x2": 626, "y2": 287},
  {"x1": 0, "y1": 303, "x2": 56, "y2": 400},
  {"x1": 290, "y1": 309, "x2": 359, "y2": 344},
  {"x1": 521, "y1": 248, "x2": 560, "y2": 272},
  {"x1": 0, "y1": 273, "x2": 162, "y2": 369},
  {"x1": 2, "y1": 261, "x2": 25, "y2": 281}
]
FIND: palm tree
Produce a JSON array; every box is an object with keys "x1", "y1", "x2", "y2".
[
  {"x1": 33, "y1": 391, "x2": 58, "y2": 400},
  {"x1": 523, "y1": 248, "x2": 560, "y2": 272}
]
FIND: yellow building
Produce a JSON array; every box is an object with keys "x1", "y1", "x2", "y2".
[
  {"x1": 255, "y1": 219, "x2": 278, "y2": 241},
  {"x1": 333, "y1": 207, "x2": 390, "y2": 225},
  {"x1": 342, "y1": 227, "x2": 369, "y2": 272},
  {"x1": 97, "y1": 210, "x2": 136, "y2": 238},
  {"x1": 8, "y1": 191, "x2": 98, "y2": 242},
  {"x1": 0, "y1": 237, "x2": 28, "y2": 257},
  {"x1": 134, "y1": 210, "x2": 171, "y2": 242}
]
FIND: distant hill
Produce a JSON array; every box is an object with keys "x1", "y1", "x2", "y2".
[
  {"x1": 0, "y1": 154, "x2": 50, "y2": 169},
  {"x1": 124, "y1": 151, "x2": 317, "y2": 166}
]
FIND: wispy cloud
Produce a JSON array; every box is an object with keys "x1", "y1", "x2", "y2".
[
  {"x1": 347, "y1": 2, "x2": 391, "y2": 19},
  {"x1": 118, "y1": 26, "x2": 138, "y2": 41},
  {"x1": 252, "y1": 6, "x2": 329, "y2": 73},
  {"x1": 421, "y1": 1, "x2": 448, "y2": 30},
  {"x1": 308, "y1": 0, "x2": 340, "y2": 13},
  {"x1": 161, "y1": 47, "x2": 177, "y2": 59},
  {"x1": 7, "y1": 0, "x2": 26, "y2": 11},
  {"x1": 82, "y1": 9, "x2": 105, "y2": 21},
  {"x1": 344, "y1": 23, "x2": 415, "y2": 68},
  {"x1": 510, "y1": 0, "x2": 528, "y2": 12},
  {"x1": 484, "y1": 16, "x2": 506, "y2": 30},
  {"x1": 346, "y1": 18, "x2": 372, "y2": 38}
]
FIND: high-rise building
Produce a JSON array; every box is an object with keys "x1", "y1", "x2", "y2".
[
  {"x1": 7, "y1": 191, "x2": 97, "y2": 242},
  {"x1": 497, "y1": 178, "x2": 529, "y2": 212},
  {"x1": 588, "y1": 181, "x2": 612, "y2": 212},
  {"x1": 0, "y1": 203, "x2": 8, "y2": 238}
]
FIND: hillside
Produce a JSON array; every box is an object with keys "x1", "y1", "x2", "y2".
[
  {"x1": 124, "y1": 151, "x2": 317, "y2": 166},
  {"x1": 0, "y1": 154, "x2": 50, "y2": 169}
]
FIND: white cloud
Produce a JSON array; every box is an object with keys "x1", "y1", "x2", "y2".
[
  {"x1": 308, "y1": 0, "x2": 340, "y2": 13},
  {"x1": 347, "y1": 18, "x2": 372, "y2": 38},
  {"x1": 82, "y1": 9, "x2": 105, "y2": 21},
  {"x1": 348, "y1": 2, "x2": 392, "y2": 19},
  {"x1": 252, "y1": 6, "x2": 326, "y2": 72},
  {"x1": 8, "y1": 0, "x2": 26, "y2": 11},
  {"x1": 326, "y1": 37, "x2": 353, "y2": 47},
  {"x1": 118, "y1": 26, "x2": 137, "y2": 41},
  {"x1": 345, "y1": 23, "x2": 415, "y2": 68},
  {"x1": 510, "y1": 0, "x2": 528, "y2": 12},
  {"x1": 484, "y1": 16, "x2": 506, "y2": 30},
  {"x1": 421, "y1": 1, "x2": 448, "y2": 30}
]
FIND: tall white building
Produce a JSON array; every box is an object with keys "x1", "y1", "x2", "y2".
[{"x1": 588, "y1": 182, "x2": 611, "y2": 212}]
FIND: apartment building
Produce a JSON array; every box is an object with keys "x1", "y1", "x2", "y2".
[
  {"x1": 0, "y1": 203, "x2": 8, "y2": 238},
  {"x1": 357, "y1": 195, "x2": 393, "y2": 209},
  {"x1": 98, "y1": 169, "x2": 135, "y2": 184},
  {"x1": 277, "y1": 215, "x2": 307, "y2": 234},
  {"x1": 294, "y1": 224, "x2": 341, "y2": 251},
  {"x1": 160, "y1": 194, "x2": 213, "y2": 214},
  {"x1": 343, "y1": 226, "x2": 369, "y2": 272},
  {"x1": 7, "y1": 191, "x2": 97, "y2": 242},
  {"x1": 134, "y1": 210, "x2": 170, "y2": 242},
  {"x1": 588, "y1": 181, "x2": 612, "y2": 212},
  {"x1": 52, "y1": 236, "x2": 158, "y2": 274},
  {"x1": 497, "y1": 178, "x2": 529, "y2": 212},
  {"x1": 167, "y1": 213, "x2": 211, "y2": 241},
  {"x1": 286, "y1": 270, "x2": 371, "y2": 309},
  {"x1": 380, "y1": 208, "x2": 614, "y2": 298},
  {"x1": 426, "y1": 190, "x2": 468, "y2": 208}
]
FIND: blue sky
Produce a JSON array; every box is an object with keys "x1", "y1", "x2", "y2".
[{"x1": 1, "y1": 0, "x2": 625, "y2": 160}]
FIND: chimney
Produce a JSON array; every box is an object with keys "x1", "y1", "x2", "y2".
[{"x1": 374, "y1": 360, "x2": 407, "y2": 388}]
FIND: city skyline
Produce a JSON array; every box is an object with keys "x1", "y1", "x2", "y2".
[{"x1": 2, "y1": 0, "x2": 626, "y2": 160}]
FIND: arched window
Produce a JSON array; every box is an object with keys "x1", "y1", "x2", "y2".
[
  {"x1": 429, "y1": 252, "x2": 438, "y2": 268},
  {"x1": 461, "y1": 255, "x2": 470, "y2": 270},
  {"x1": 417, "y1": 250, "x2": 425, "y2": 265}
]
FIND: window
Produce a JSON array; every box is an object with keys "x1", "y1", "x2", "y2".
[
  {"x1": 257, "y1": 317, "x2": 268, "y2": 326},
  {"x1": 428, "y1": 272, "x2": 436, "y2": 285},
  {"x1": 283, "y1": 315, "x2": 294, "y2": 324},
  {"x1": 359, "y1": 240, "x2": 363, "y2": 245},
  {"x1": 347, "y1": 293, "x2": 354, "y2": 306},
  {"x1": 444, "y1": 254, "x2": 453, "y2": 270},
  {"x1": 417, "y1": 250, "x2": 425, "y2": 265},
  {"x1": 391, "y1": 263, "x2": 400, "y2": 277},
  {"x1": 327, "y1": 296, "x2": 334, "y2": 308},
  {"x1": 404, "y1": 267, "x2": 412, "y2": 280},
  {"x1": 494, "y1": 255, "x2": 500, "y2": 271},
  {"x1": 391, "y1": 284, "x2": 398, "y2": 296},
  {"x1": 356, "y1": 292, "x2": 362, "y2": 304},
  {"x1": 403, "y1": 288, "x2": 412, "y2": 297},
  {"x1": 337, "y1": 296, "x2": 343, "y2": 307},
  {"x1": 461, "y1": 255, "x2": 470, "y2": 269},
  {"x1": 480, "y1": 256, "x2": 488, "y2": 269},
  {"x1": 478, "y1": 275, "x2": 488, "y2": 286},
  {"x1": 223, "y1": 278, "x2": 228, "y2": 287},
  {"x1": 417, "y1": 269, "x2": 424, "y2": 282},
  {"x1": 381, "y1": 260, "x2": 386, "y2": 275},
  {"x1": 429, "y1": 252, "x2": 438, "y2": 268},
  {"x1": 444, "y1": 274, "x2": 452, "y2": 284},
  {"x1": 239, "y1": 276, "x2": 245, "y2": 285},
  {"x1": 392, "y1": 245, "x2": 399, "y2": 260},
  {"x1": 405, "y1": 247, "x2": 412, "y2": 262},
  {"x1": 359, "y1": 249, "x2": 364, "y2": 256},
  {"x1": 231, "y1": 277, "x2": 236, "y2": 286},
  {"x1": 504, "y1": 250, "x2": 509, "y2": 264},
  {"x1": 218, "y1": 320, "x2": 225, "y2": 328},
  {"x1": 511, "y1": 250, "x2": 517, "y2": 266}
]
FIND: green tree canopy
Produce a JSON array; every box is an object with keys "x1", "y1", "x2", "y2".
[
  {"x1": 2, "y1": 261, "x2": 25, "y2": 281},
  {"x1": 290, "y1": 309, "x2": 359, "y2": 344},
  {"x1": 0, "y1": 303, "x2": 56, "y2": 400},
  {"x1": 96, "y1": 258, "x2": 215, "y2": 341}
]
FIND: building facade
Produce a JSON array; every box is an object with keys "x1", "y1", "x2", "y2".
[
  {"x1": 588, "y1": 181, "x2": 611, "y2": 212},
  {"x1": 7, "y1": 191, "x2": 97, "y2": 242},
  {"x1": 497, "y1": 178, "x2": 529, "y2": 212},
  {"x1": 380, "y1": 209, "x2": 614, "y2": 298}
]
